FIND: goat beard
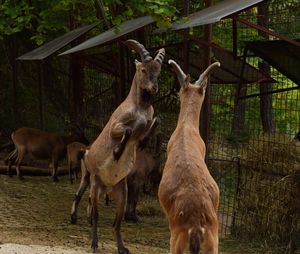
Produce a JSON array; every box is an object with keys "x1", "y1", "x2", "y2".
[{"x1": 141, "y1": 89, "x2": 151, "y2": 104}]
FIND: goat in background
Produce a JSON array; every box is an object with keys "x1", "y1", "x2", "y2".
[
  {"x1": 70, "y1": 39, "x2": 165, "y2": 253},
  {"x1": 125, "y1": 132, "x2": 163, "y2": 223},
  {"x1": 67, "y1": 141, "x2": 88, "y2": 184},
  {"x1": 6, "y1": 126, "x2": 88, "y2": 181},
  {"x1": 159, "y1": 60, "x2": 220, "y2": 254}
]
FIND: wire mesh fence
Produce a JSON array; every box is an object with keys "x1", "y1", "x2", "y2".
[{"x1": 0, "y1": 0, "x2": 299, "y2": 253}]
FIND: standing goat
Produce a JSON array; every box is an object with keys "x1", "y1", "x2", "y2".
[
  {"x1": 67, "y1": 141, "x2": 88, "y2": 184},
  {"x1": 125, "y1": 132, "x2": 163, "y2": 223},
  {"x1": 6, "y1": 126, "x2": 88, "y2": 181},
  {"x1": 158, "y1": 60, "x2": 220, "y2": 254},
  {"x1": 70, "y1": 40, "x2": 165, "y2": 253}
]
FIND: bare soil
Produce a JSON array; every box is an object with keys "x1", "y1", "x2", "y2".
[{"x1": 0, "y1": 166, "x2": 266, "y2": 254}]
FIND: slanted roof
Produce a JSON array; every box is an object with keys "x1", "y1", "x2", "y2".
[
  {"x1": 60, "y1": 16, "x2": 154, "y2": 56},
  {"x1": 17, "y1": 23, "x2": 99, "y2": 60},
  {"x1": 247, "y1": 40, "x2": 300, "y2": 86},
  {"x1": 165, "y1": 42, "x2": 273, "y2": 84},
  {"x1": 156, "y1": 0, "x2": 264, "y2": 32}
]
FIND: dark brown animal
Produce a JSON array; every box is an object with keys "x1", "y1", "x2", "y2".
[
  {"x1": 158, "y1": 60, "x2": 220, "y2": 254},
  {"x1": 67, "y1": 141, "x2": 88, "y2": 184},
  {"x1": 125, "y1": 133, "x2": 163, "y2": 223},
  {"x1": 70, "y1": 39, "x2": 165, "y2": 253},
  {"x1": 6, "y1": 126, "x2": 88, "y2": 181}
]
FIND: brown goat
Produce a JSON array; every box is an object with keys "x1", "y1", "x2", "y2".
[
  {"x1": 70, "y1": 40, "x2": 165, "y2": 253},
  {"x1": 125, "y1": 132, "x2": 163, "y2": 223},
  {"x1": 6, "y1": 127, "x2": 88, "y2": 181},
  {"x1": 158, "y1": 60, "x2": 220, "y2": 254},
  {"x1": 67, "y1": 141, "x2": 88, "y2": 184}
]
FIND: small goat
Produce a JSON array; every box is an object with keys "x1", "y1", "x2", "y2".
[
  {"x1": 67, "y1": 141, "x2": 88, "y2": 184},
  {"x1": 70, "y1": 40, "x2": 165, "y2": 253},
  {"x1": 158, "y1": 60, "x2": 220, "y2": 254},
  {"x1": 6, "y1": 126, "x2": 88, "y2": 181},
  {"x1": 125, "y1": 132, "x2": 163, "y2": 223}
]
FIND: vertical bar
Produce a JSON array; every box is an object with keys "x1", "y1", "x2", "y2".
[
  {"x1": 118, "y1": 41, "x2": 126, "y2": 103},
  {"x1": 200, "y1": 0, "x2": 213, "y2": 162},
  {"x1": 38, "y1": 61, "x2": 45, "y2": 130},
  {"x1": 232, "y1": 17, "x2": 238, "y2": 57},
  {"x1": 183, "y1": 0, "x2": 190, "y2": 73},
  {"x1": 12, "y1": 56, "x2": 18, "y2": 126}
]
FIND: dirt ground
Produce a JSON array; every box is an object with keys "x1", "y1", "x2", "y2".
[{"x1": 0, "y1": 168, "x2": 269, "y2": 254}]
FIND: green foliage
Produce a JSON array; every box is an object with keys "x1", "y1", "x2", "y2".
[{"x1": 106, "y1": 0, "x2": 178, "y2": 28}]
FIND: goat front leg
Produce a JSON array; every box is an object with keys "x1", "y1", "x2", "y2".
[
  {"x1": 139, "y1": 116, "x2": 160, "y2": 149},
  {"x1": 111, "y1": 178, "x2": 130, "y2": 254},
  {"x1": 90, "y1": 174, "x2": 101, "y2": 253},
  {"x1": 113, "y1": 128, "x2": 132, "y2": 161}
]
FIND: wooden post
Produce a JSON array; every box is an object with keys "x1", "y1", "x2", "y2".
[
  {"x1": 200, "y1": 0, "x2": 213, "y2": 162},
  {"x1": 38, "y1": 61, "x2": 45, "y2": 130},
  {"x1": 183, "y1": 0, "x2": 190, "y2": 73}
]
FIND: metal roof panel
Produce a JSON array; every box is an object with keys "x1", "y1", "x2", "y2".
[
  {"x1": 156, "y1": 0, "x2": 264, "y2": 32},
  {"x1": 60, "y1": 16, "x2": 154, "y2": 56},
  {"x1": 17, "y1": 22, "x2": 99, "y2": 60}
]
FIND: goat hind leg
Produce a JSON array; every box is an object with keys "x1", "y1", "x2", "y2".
[
  {"x1": 111, "y1": 178, "x2": 130, "y2": 254},
  {"x1": 170, "y1": 229, "x2": 188, "y2": 254},
  {"x1": 7, "y1": 149, "x2": 17, "y2": 177},
  {"x1": 15, "y1": 148, "x2": 26, "y2": 180},
  {"x1": 70, "y1": 169, "x2": 90, "y2": 224}
]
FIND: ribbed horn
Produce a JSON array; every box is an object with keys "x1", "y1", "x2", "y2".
[
  {"x1": 168, "y1": 59, "x2": 187, "y2": 86},
  {"x1": 195, "y1": 62, "x2": 220, "y2": 87},
  {"x1": 154, "y1": 48, "x2": 165, "y2": 64},
  {"x1": 124, "y1": 39, "x2": 152, "y2": 63}
]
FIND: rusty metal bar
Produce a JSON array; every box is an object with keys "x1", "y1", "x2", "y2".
[
  {"x1": 239, "y1": 86, "x2": 299, "y2": 100},
  {"x1": 234, "y1": 17, "x2": 300, "y2": 48},
  {"x1": 201, "y1": 0, "x2": 213, "y2": 162},
  {"x1": 232, "y1": 16, "x2": 238, "y2": 57}
]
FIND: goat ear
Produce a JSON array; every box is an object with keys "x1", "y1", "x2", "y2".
[
  {"x1": 182, "y1": 74, "x2": 190, "y2": 89},
  {"x1": 198, "y1": 77, "x2": 208, "y2": 94}
]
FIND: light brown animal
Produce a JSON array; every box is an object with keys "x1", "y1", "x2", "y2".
[
  {"x1": 70, "y1": 39, "x2": 165, "y2": 253},
  {"x1": 125, "y1": 132, "x2": 163, "y2": 223},
  {"x1": 6, "y1": 126, "x2": 88, "y2": 181},
  {"x1": 67, "y1": 141, "x2": 88, "y2": 184},
  {"x1": 158, "y1": 60, "x2": 220, "y2": 254}
]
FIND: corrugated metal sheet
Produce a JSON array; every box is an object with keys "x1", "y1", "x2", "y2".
[
  {"x1": 156, "y1": 0, "x2": 264, "y2": 32},
  {"x1": 17, "y1": 22, "x2": 99, "y2": 60},
  {"x1": 60, "y1": 16, "x2": 154, "y2": 56},
  {"x1": 247, "y1": 40, "x2": 300, "y2": 86},
  {"x1": 165, "y1": 43, "x2": 273, "y2": 84}
]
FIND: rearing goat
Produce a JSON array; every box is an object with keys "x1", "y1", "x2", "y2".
[
  {"x1": 70, "y1": 40, "x2": 165, "y2": 254},
  {"x1": 158, "y1": 60, "x2": 220, "y2": 254}
]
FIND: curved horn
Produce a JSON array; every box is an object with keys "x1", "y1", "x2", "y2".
[
  {"x1": 168, "y1": 59, "x2": 187, "y2": 86},
  {"x1": 124, "y1": 39, "x2": 152, "y2": 63},
  {"x1": 154, "y1": 48, "x2": 165, "y2": 64},
  {"x1": 195, "y1": 62, "x2": 220, "y2": 87}
]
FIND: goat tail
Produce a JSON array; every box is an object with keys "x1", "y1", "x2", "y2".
[
  {"x1": 76, "y1": 148, "x2": 86, "y2": 161},
  {"x1": 189, "y1": 227, "x2": 203, "y2": 254}
]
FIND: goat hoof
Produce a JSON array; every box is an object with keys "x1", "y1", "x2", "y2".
[
  {"x1": 125, "y1": 213, "x2": 140, "y2": 223},
  {"x1": 70, "y1": 215, "x2": 77, "y2": 224},
  {"x1": 91, "y1": 240, "x2": 98, "y2": 253}
]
